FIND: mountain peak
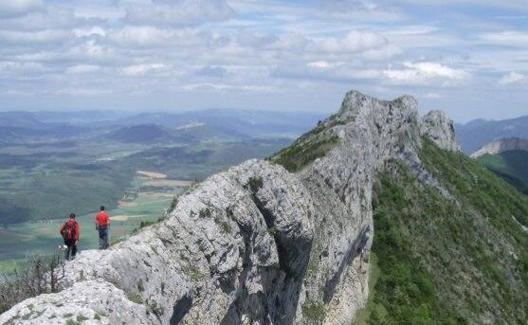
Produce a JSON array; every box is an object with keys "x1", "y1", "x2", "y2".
[{"x1": 335, "y1": 90, "x2": 418, "y2": 124}]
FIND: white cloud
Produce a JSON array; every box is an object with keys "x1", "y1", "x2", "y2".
[
  {"x1": 321, "y1": 0, "x2": 379, "y2": 12},
  {"x1": 70, "y1": 40, "x2": 111, "y2": 58},
  {"x1": 479, "y1": 31, "x2": 528, "y2": 47},
  {"x1": 315, "y1": 30, "x2": 387, "y2": 53},
  {"x1": 0, "y1": 0, "x2": 527, "y2": 120},
  {"x1": 0, "y1": 29, "x2": 69, "y2": 44},
  {"x1": 121, "y1": 63, "x2": 168, "y2": 76},
  {"x1": 66, "y1": 65, "x2": 102, "y2": 74},
  {"x1": 182, "y1": 83, "x2": 274, "y2": 92},
  {"x1": 0, "y1": 60, "x2": 44, "y2": 73},
  {"x1": 424, "y1": 92, "x2": 442, "y2": 98},
  {"x1": 123, "y1": 0, "x2": 234, "y2": 26},
  {"x1": 0, "y1": 0, "x2": 42, "y2": 18},
  {"x1": 383, "y1": 62, "x2": 470, "y2": 85},
  {"x1": 307, "y1": 61, "x2": 344, "y2": 69},
  {"x1": 499, "y1": 71, "x2": 527, "y2": 85},
  {"x1": 73, "y1": 27, "x2": 107, "y2": 38},
  {"x1": 54, "y1": 88, "x2": 113, "y2": 96}
]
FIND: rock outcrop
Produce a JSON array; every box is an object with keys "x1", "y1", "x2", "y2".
[
  {"x1": 470, "y1": 137, "x2": 528, "y2": 158},
  {"x1": 0, "y1": 90, "x2": 460, "y2": 325},
  {"x1": 421, "y1": 110, "x2": 461, "y2": 152}
]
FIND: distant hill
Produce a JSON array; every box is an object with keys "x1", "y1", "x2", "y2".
[
  {"x1": 105, "y1": 124, "x2": 174, "y2": 144},
  {"x1": 110, "y1": 109, "x2": 326, "y2": 139},
  {"x1": 455, "y1": 115, "x2": 528, "y2": 153},
  {"x1": 475, "y1": 138, "x2": 528, "y2": 195}
]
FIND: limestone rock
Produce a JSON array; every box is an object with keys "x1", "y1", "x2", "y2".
[{"x1": 420, "y1": 110, "x2": 461, "y2": 152}]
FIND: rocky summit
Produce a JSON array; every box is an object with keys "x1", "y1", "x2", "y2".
[{"x1": 0, "y1": 90, "x2": 460, "y2": 325}]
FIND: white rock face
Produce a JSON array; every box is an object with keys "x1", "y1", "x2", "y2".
[
  {"x1": 471, "y1": 137, "x2": 528, "y2": 158},
  {"x1": 421, "y1": 110, "x2": 461, "y2": 152},
  {"x1": 0, "y1": 90, "x2": 458, "y2": 325}
]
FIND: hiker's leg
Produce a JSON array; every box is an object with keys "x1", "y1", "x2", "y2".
[
  {"x1": 71, "y1": 244, "x2": 77, "y2": 258},
  {"x1": 103, "y1": 228, "x2": 109, "y2": 249},
  {"x1": 65, "y1": 243, "x2": 72, "y2": 260},
  {"x1": 64, "y1": 246, "x2": 70, "y2": 260},
  {"x1": 98, "y1": 229, "x2": 104, "y2": 249}
]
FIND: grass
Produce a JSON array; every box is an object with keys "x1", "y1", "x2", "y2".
[
  {"x1": 272, "y1": 134, "x2": 339, "y2": 172},
  {"x1": 301, "y1": 302, "x2": 326, "y2": 322}
]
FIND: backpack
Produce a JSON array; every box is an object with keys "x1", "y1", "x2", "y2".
[{"x1": 61, "y1": 220, "x2": 76, "y2": 241}]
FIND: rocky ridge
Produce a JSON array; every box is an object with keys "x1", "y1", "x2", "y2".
[
  {"x1": 471, "y1": 137, "x2": 528, "y2": 158},
  {"x1": 0, "y1": 90, "x2": 459, "y2": 325}
]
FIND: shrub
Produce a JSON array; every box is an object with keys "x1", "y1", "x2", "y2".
[{"x1": 0, "y1": 252, "x2": 65, "y2": 314}]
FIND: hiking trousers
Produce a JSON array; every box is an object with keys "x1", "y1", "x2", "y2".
[
  {"x1": 64, "y1": 239, "x2": 77, "y2": 260},
  {"x1": 98, "y1": 227, "x2": 109, "y2": 249}
]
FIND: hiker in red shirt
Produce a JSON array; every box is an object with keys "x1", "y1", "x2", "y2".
[
  {"x1": 60, "y1": 213, "x2": 80, "y2": 260},
  {"x1": 95, "y1": 206, "x2": 111, "y2": 249}
]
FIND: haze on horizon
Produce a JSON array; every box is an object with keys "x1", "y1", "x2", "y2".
[{"x1": 0, "y1": 0, "x2": 527, "y2": 122}]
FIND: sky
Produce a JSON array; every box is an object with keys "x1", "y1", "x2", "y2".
[{"x1": 0, "y1": 0, "x2": 527, "y2": 122}]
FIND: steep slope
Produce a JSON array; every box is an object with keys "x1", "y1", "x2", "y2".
[
  {"x1": 3, "y1": 90, "x2": 526, "y2": 325},
  {"x1": 480, "y1": 151, "x2": 528, "y2": 195},
  {"x1": 471, "y1": 138, "x2": 528, "y2": 194},
  {"x1": 359, "y1": 139, "x2": 528, "y2": 324}
]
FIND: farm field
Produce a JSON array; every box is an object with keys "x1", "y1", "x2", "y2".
[{"x1": 0, "y1": 172, "x2": 189, "y2": 272}]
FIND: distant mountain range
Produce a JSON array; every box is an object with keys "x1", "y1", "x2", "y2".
[
  {"x1": 0, "y1": 109, "x2": 326, "y2": 145},
  {"x1": 455, "y1": 115, "x2": 528, "y2": 153}
]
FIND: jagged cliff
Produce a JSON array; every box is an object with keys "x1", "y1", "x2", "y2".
[
  {"x1": 471, "y1": 137, "x2": 528, "y2": 158},
  {"x1": 0, "y1": 90, "x2": 460, "y2": 325}
]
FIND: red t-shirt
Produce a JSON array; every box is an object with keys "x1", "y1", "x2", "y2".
[{"x1": 96, "y1": 211, "x2": 110, "y2": 227}]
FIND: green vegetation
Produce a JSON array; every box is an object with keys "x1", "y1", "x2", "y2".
[
  {"x1": 247, "y1": 176, "x2": 263, "y2": 192},
  {"x1": 127, "y1": 292, "x2": 143, "y2": 305},
  {"x1": 360, "y1": 138, "x2": 528, "y2": 324},
  {"x1": 76, "y1": 314, "x2": 88, "y2": 322},
  {"x1": 65, "y1": 319, "x2": 80, "y2": 325},
  {"x1": 301, "y1": 302, "x2": 326, "y2": 322},
  {"x1": 478, "y1": 150, "x2": 528, "y2": 195},
  {"x1": 272, "y1": 133, "x2": 339, "y2": 172},
  {"x1": 181, "y1": 263, "x2": 204, "y2": 282}
]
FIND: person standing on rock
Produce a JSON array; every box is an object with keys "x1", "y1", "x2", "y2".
[
  {"x1": 60, "y1": 213, "x2": 80, "y2": 260},
  {"x1": 95, "y1": 206, "x2": 111, "y2": 249}
]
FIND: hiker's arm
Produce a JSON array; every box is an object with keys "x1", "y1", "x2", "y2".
[{"x1": 75, "y1": 223, "x2": 80, "y2": 243}]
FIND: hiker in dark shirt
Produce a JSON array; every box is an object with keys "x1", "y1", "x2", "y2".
[{"x1": 60, "y1": 213, "x2": 80, "y2": 260}]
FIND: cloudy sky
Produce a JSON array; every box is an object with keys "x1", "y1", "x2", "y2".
[{"x1": 0, "y1": 0, "x2": 527, "y2": 122}]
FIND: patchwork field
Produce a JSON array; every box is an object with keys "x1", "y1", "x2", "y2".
[{"x1": 0, "y1": 172, "x2": 192, "y2": 272}]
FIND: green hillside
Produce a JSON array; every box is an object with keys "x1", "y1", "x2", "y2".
[
  {"x1": 360, "y1": 139, "x2": 528, "y2": 324},
  {"x1": 478, "y1": 150, "x2": 528, "y2": 195}
]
